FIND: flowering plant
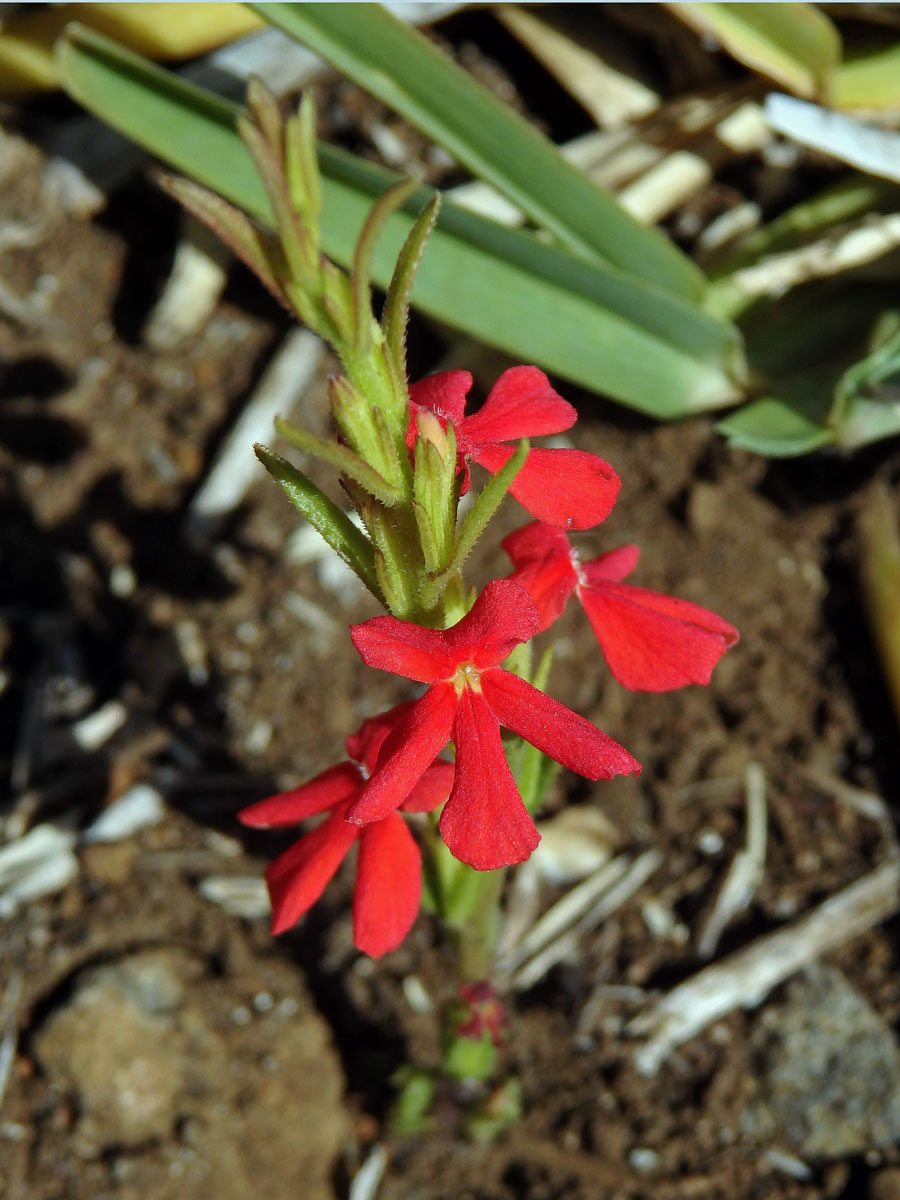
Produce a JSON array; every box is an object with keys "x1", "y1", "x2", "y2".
[{"x1": 174, "y1": 84, "x2": 737, "y2": 1128}]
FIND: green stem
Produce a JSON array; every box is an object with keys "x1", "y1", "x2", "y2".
[{"x1": 454, "y1": 868, "x2": 507, "y2": 983}]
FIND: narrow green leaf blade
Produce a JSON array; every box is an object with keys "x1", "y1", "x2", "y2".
[
  {"x1": 425, "y1": 439, "x2": 530, "y2": 606},
  {"x1": 669, "y1": 2, "x2": 841, "y2": 100},
  {"x1": 254, "y1": 1, "x2": 703, "y2": 300},
  {"x1": 55, "y1": 25, "x2": 745, "y2": 419},
  {"x1": 715, "y1": 384, "x2": 834, "y2": 456},
  {"x1": 273, "y1": 417, "x2": 402, "y2": 506},
  {"x1": 832, "y1": 325, "x2": 900, "y2": 449},
  {"x1": 254, "y1": 445, "x2": 382, "y2": 599}
]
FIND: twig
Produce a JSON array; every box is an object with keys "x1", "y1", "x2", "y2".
[
  {"x1": 799, "y1": 767, "x2": 889, "y2": 823},
  {"x1": 198, "y1": 875, "x2": 271, "y2": 920},
  {"x1": 630, "y1": 858, "x2": 900, "y2": 1076},
  {"x1": 498, "y1": 856, "x2": 631, "y2": 976},
  {"x1": 697, "y1": 762, "x2": 767, "y2": 958},
  {"x1": 509, "y1": 850, "x2": 662, "y2": 991}
]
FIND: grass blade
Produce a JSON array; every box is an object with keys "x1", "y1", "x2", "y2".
[
  {"x1": 254, "y1": 1, "x2": 703, "y2": 300},
  {"x1": 56, "y1": 24, "x2": 745, "y2": 419},
  {"x1": 668, "y1": 2, "x2": 841, "y2": 100}
]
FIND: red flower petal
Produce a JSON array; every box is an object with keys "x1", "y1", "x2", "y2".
[
  {"x1": 409, "y1": 369, "x2": 471, "y2": 426},
  {"x1": 264, "y1": 806, "x2": 359, "y2": 935},
  {"x1": 461, "y1": 366, "x2": 576, "y2": 444},
  {"x1": 353, "y1": 812, "x2": 422, "y2": 957},
  {"x1": 347, "y1": 683, "x2": 458, "y2": 825},
  {"x1": 501, "y1": 521, "x2": 571, "y2": 569},
  {"x1": 345, "y1": 700, "x2": 415, "y2": 773},
  {"x1": 351, "y1": 614, "x2": 454, "y2": 683},
  {"x1": 238, "y1": 763, "x2": 360, "y2": 828},
  {"x1": 445, "y1": 578, "x2": 538, "y2": 669},
  {"x1": 502, "y1": 522, "x2": 577, "y2": 632},
  {"x1": 473, "y1": 444, "x2": 620, "y2": 529},
  {"x1": 578, "y1": 580, "x2": 739, "y2": 692},
  {"x1": 508, "y1": 559, "x2": 575, "y2": 633},
  {"x1": 439, "y1": 688, "x2": 540, "y2": 870},
  {"x1": 400, "y1": 759, "x2": 455, "y2": 813},
  {"x1": 583, "y1": 544, "x2": 640, "y2": 583},
  {"x1": 480, "y1": 668, "x2": 641, "y2": 780}
]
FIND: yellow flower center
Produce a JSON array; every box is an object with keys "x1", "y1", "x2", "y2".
[{"x1": 453, "y1": 661, "x2": 482, "y2": 695}]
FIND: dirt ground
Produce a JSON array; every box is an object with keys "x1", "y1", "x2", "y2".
[{"x1": 3, "y1": 15, "x2": 900, "y2": 1200}]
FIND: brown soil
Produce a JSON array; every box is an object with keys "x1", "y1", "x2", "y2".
[{"x1": 3, "y1": 33, "x2": 900, "y2": 1200}]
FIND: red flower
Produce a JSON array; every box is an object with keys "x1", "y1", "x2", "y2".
[
  {"x1": 238, "y1": 704, "x2": 453, "y2": 957},
  {"x1": 348, "y1": 579, "x2": 640, "y2": 871},
  {"x1": 408, "y1": 366, "x2": 620, "y2": 530},
  {"x1": 456, "y1": 982, "x2": 508, "y2": 1048},
  {"x1": 503, "y1": 522, "x2": 739, "y2": 692}
]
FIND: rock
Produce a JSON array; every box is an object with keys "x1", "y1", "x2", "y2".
[
  {"x1": 742, "y1": 965, "x2": 900, "y2": 1159},
  {"x1": 33, "y1": 950, "x2": 199, "y2": 1149},
  {"x1": 31, "y1": 947, "x2": 348, "y2": 1199}
]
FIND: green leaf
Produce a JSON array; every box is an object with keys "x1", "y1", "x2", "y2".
[
  {"x1": 254, "y1": 445, "x2": 383, "y2": 599},
  {"x1": 159, "y1": 173, "x2": 287, "y2": 304},
  {"x1": 413, "y1": 417, "x2": 458, "y2": 575},
  {"x1": 669, "y1": 2, "x2": 841, "y2": 100},
  {"x1": 832, "y1": 324, "x2": 900, "y2": 449},
  {"x1": 55, "y1": 24, "x2": 745, "y2": 419},
  {"x1": 368, "y1": 502, "x2": 422, "y2": 619},
  {"x1": 422, "y1": 439, "x2": 529, "y2": 608},
  {"x1": 715, "y1": 384, "x2": 835, "y2": 456},
  {"x1": 255, "y1": 1, "x2": 702, "y2": 300},
  {"x1": 273, "y1": 417, "x2": 403, "y2": 505},
  {"x1": 352, "y1": 177, "x2": 417, "y2": 351},
  {"x1": 383, "y1": 193, "x2": 441, "y2": 384},
  {"x1": 836, "y1": 40, "x2": 900, "y2": 111}
]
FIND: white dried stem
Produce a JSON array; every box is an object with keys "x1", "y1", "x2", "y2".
[
  {"x1": 499, "y1": 856, "x2": 632, "y2": 976},
  {"x1": 696, "y1": 762, "x2": 767, "y2": 958},
  {"x1": 765, "y1": 94, "x2": 900, "y2": 185},
  {"x1": 508, "y1": 850, "x2": 662, "y2": 992},
  {"x1": 349, "y1": 1144, "x2": 388, "y2": 1200},
  {"x1": 733, "y1": 212, "x2": 900, "y2": 297},
  {"x1": 630, "y1": 858, "x2": 900, "y2": 1076},
  {"x1": 498, "y1": 5, "x2": 659, "y2": 128}
]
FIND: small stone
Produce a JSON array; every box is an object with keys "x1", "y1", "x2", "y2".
[
  {"x1": 743, "y1": 965, "x2": 900, "y2": 1158},
  {"x1": 244, "y1": 720, "x2": 272, "y2": 756},
  {"x1": 109, "y1": 563, "x2": 137, "y2": 597},
  {"x1": 628, "y1": 1147, "x2": 660, "y2": 1173}
]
